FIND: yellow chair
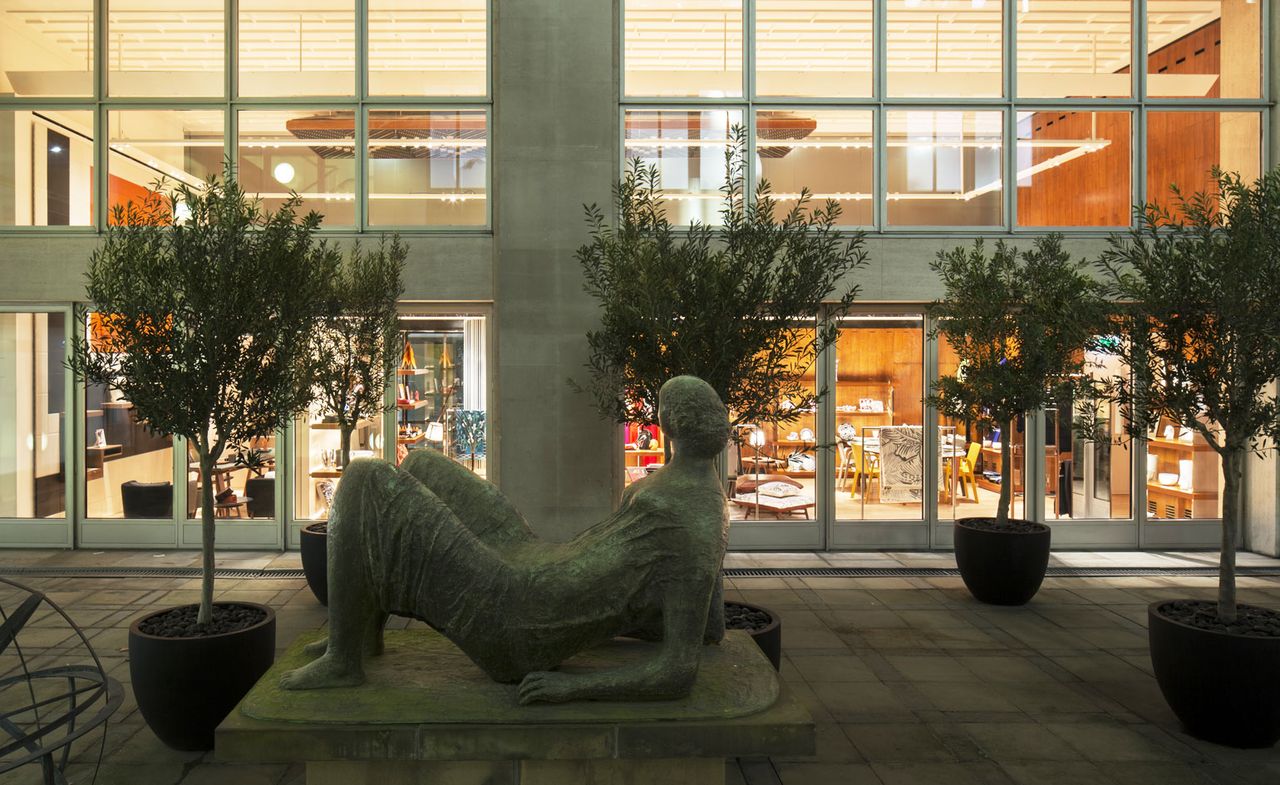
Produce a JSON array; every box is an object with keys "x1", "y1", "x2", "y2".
[
  {"x1": 950, "y1": 442, "x2": 982, "y2": 503},
  {"x1": 847, "y1": 441, "x2": 881, "y2": 499}
]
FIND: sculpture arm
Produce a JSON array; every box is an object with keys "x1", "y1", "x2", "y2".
[
  {"x1": 517, "y1": 580, "x2": 709, "y2": 704},
  {"x1": 704, "y1": 578, "x2": 725, "y2": 644}
]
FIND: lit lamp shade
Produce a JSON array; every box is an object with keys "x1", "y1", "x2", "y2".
[
  {"x1": 748, "y1": 428, "x2": 766, "y2": 449},
  {"x1": 425, "y1": 422, "x2": 445, "y2": 443}
]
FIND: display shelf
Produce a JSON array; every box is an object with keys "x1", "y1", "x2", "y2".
[
  {"x1": 1147, "y1": 436, "x2": 1213, "y2": 452},
  {"x1": 309, "y1": 469, "x2": 343, "y2": 479},
  {"x1": 397, "y1": 432, "x2": 426, "y2": 446},
  {"x1": 397, "y1": 368, "x2": 430, "y2": 377},
  {"x1": 309, "y1": 419, "x2": 375, "y2": 431},
  {"x1": 396, "y1": 400, "x2": 430, "y2": 411}
]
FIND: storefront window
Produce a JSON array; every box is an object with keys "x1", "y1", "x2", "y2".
[
  {"x1": 108, "y1": 0, "x2": 224, "y2": 97},
  {"x1": 833, "y1": 316, "x2": 924, "y2": 521},
  {"x1": 0, "y1": 312, "x2": 67, "y2": 519},
  {"x1": 1016, "y1": 111, "x2": 1131, "y2": 228},
  {"x1": 756, "y1": 110, "x2": 873, "y2": 227},
  {"x1": 1049, "y1": 341, "x2": 1132, "y2": 521},
  {"x1": 83, "y1": 314, "x2": 175, "y2": 519},
  {"x1": 1017, "y1": 0, "x2": 1131, "y2": 98},
  {"x1": 238, "y1": 0, "x2": 355, "y2": 97},
  {"x1": 1147, "y1": 0, "x2": 1260, "y2": 99},
  {"x1": 0, "y1": 110, "x2": 94, "y2": 227},
  {"x1": 238, "y1": 110, "x2": 356, "y2": 226},
  {"x1": 755, "y1": 0, "x2": 872, "y2": 98},
  {"x1": 293, "y1": 414, "x2": 383, "y2": 522},
  {"x1": 396, "y1": 315, "x2": 487, "y2": 477},
  {"x1": 887, "y1": 0, "x2": 1002, "y2": 98},
  {"x1": 188, "y1": 434, "x2": 277, "y2": 521},
  {"x1": 367, "y1": 110, "x2": 487, "y2": 227},
  {"x1": 624, "y1": 108, "x2": 743, "y2": 225},
  {"x1": 368, "y1": 0, "x2": 486, "y2": 96},
  {"x1": 624, "y1": 0, "x2": 743, "y2": 98},
  {"x1": 886, "y1": 110, "x2": 1003, "y2": 227},
  {"x1": 1146, "y1": 111, "x2": 1261, "y2": 217},
  {"x1": 107, "y1": 110, "x2": 224, "y2": 219},
  {"x1": 0, "y1": 0, "x2": 94, "y2": 97}
]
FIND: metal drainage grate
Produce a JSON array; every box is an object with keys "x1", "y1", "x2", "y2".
[
  {"x1": 0, "y1": 566, "x2": 306, "y2": 580},
  {"x1": 723, "y1": 566, "x2": 1280, "y2": 578}
]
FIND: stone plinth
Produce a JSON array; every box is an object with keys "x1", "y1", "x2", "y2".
[{"x1": 217, "y1": 630, "x2": 813, "y2": 784}]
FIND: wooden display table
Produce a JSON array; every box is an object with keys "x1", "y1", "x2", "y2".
[{"x1": 218, "y1": 630, "x2": 813, "y2": 784}]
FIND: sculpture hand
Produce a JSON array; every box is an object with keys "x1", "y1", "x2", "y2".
[{"x1": 517, "y1": 671, "x2": 578, "y2": 705}]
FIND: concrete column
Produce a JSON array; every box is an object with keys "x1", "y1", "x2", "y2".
[{"x1": 491, "y1": 0, "x2": 620, "y2": 540}]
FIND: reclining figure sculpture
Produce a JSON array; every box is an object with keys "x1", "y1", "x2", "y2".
[{"x1": 280, "y1": 376, "x2": 730, "y2": 704}]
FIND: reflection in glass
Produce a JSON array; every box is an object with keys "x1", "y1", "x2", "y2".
[
  {"x1": 756, "y1": 110, "x2": 872, "y2": 226},
  {"x1": 0, "y1": 0, "x2": 94, "y2": 96},
  {"x1": 108, "y1": 0, "x2": 223, "y2": 96},
  {"x1": 239, "y1": 0, "x2": 355, "y2": 96},
  {"x1": 1050, "y1": 342, "x2": 1131, "y2": 521},
  {"x1": 368, "y1": 110, "x2": 487, "y2": 227},
  {"x1": 833, "y1": 316, "x2": 924, "y2": 521},
  {"x1": 1017, "y1": 0, "x2": 1131, "y2": 98},
  {"x1": 886, "y1": 111, "x2": 1002, "y2": 227},
  {"x1": 0, "y1": 110, "x2": 94, "y2": 227},
  {"x1": 1147, "y1": 0, "x2": 1260, "y2": 98},
  {"x1": 396, "y1": 315, "x2": 487, "y2": 477},
  {"x1": 756, "y1": 0, "x2": 872, "y2": 97},
  {"x1": 624, "y1": 109, "x2": 743, "y2": 225},
  {"x1": 1016, "y1": 111, "x2": 1131, "y2": 228},
  {"x1": 624, "y1": 0, "x2": 743, "y2": 97},
  {"x1": 887, "y1": 0, "x2": 1002, "y2": 97},
  {"x1": 369, "y1": 0, "x2": 486, "y2": 95},
  {"x1": 107, "y1": 110, "x2": 224, "y2": 222},
  {"x1": 1146, "y1": 111, "x2": 1260, "y2": 218},
  {"x1": 238, "y1": 110, "x2": 355, "y2": 225},
  {"x1": 0, "y1": 312, "x2": 67, "y2": 519}
]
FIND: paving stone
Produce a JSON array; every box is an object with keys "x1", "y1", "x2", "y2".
[
  {"x1": 1044, "y1": 722, "x2": 1195, "y2": 762},
  {"x1": 959, "y1": 722, "x2": 1082, "y2": 762},
  {"x1": 843, "y1": 722, "x2": 958, "y2": 763},
  {"x1": 776, "y1": 762, "x2": 882, "y2": 785}
]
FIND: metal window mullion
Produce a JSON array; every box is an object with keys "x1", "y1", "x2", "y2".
[
  {"x1": 227, "y1": 0, "x2": 238, "y2": 178},
  {"x1": 93, "y1": 0, "x2": 107, "y2": 230},
  {"x1": 874, "y1": 0, "x2": 887, "y2": 230},
  {"x1": 924, "y1": 312, "x2": 940, "y2": 547},
  {"x1": 357, "y1": 0, "x2": 369, "y2": 231},
  {"x1": 744, "y1": 0, "x2": 755, "y2": 101},
  {"x1": 1004, "y1": 0, "x2": 1016, "y2": 231},
  {"x1": 69, "y1": 307, "x2": 84, "y2": 543}
]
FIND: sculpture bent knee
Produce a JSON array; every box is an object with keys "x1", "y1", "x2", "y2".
[{"x1": 280, "y1": 375, "x2": 731, "y2": 704}]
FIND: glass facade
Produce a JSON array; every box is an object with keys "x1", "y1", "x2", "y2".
[
  {"x1": 0, "y1": 311, "x2": 67, "y2": 520},
  {"x1": 0, "y1": 0, "x2": 489, "y2": 229}
]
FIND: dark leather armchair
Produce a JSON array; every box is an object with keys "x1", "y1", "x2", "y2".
[
  {"x1": 244, "y1": 477, "x2": 275, "y2": 518},
  {"x1": 120, "y1": 481, "x2": 173, "y2": 518}
]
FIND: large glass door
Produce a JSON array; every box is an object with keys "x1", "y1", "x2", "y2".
[{"x1": 0, "y1": 308, "x2": 73, "y2": 546}]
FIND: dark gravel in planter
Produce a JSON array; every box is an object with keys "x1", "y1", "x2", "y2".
[
  {"x1": 139, "y1": 603, "x2": 268, "y2": 638},
  {"x1": 1160, "y1": 599, "x2": 1280, "y2": 638},
  {"x1": 307, "y1": 522, "x2": 328, "y2": 534},
  {"x1": 960, "y1": 518, "x2": 1047, "y2": 534},
  {"x1": 725, "y1": 601, "x2": 773, "y2": 632}
]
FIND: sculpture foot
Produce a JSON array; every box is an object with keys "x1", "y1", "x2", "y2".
[
  {"x1": 279, "y1": 654, "x2": 365, "y2": 690},
  {"x1": 302, "y1": 638, "x2": 328, "y2": 657}
]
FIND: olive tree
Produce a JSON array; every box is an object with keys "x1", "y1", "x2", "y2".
[
  {"x1": 1092, "y1": 170, "x2": 1280, "y2": 622},
  {"x1": 71, "y1": 169, "x2": 338, "y2": 625}
]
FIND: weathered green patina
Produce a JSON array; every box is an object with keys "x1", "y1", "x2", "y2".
[{"x1": 280, "y1": 376, "x2": 731, "y2": 704}]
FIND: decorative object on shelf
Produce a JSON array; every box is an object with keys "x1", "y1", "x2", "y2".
[
  {"x1": 785, "y1": 451, "x2": 814, "y2": 472},
  {"x1": 837, "y1": 422, "x2": 857, "y2": 442},
  {"x1": 799, "y1": 427, "x2": 814, "y2": 442},
  {"x1": 636, "y1": 428, "x2": 653, "y2": 450},
  {"x1": 1157, "y1": 472, "x2": 1179, "y2": 487},
  {"x1": 400, "y1": 340, "x2": 416, "y2": 371},
  {"x1": 787, "y1": 431, "x2": 799, "y2": 441},
  {"x1": 1179, "y1": 426, "x2": 1194, "y2": 442},
  {"x1": 94, "y1": 428, "x2": 107, "y2": 448},
  {"x1": 1178, "y1": 459, "x2": 1194, "y2": 491},
  {"x1": 1164, "y1": 424, "x2": 1176, "y2": 440},
  {"x1": 1147, "y1": 453, "x2": 1158, "y2": 481}
]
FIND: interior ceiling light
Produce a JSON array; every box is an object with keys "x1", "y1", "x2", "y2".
[{"x1": 273, "y1": 162, "x2": 295, "y2": 184}]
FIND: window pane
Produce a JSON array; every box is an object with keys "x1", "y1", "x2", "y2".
[
  {"x1": 887, "y1": 0, "x2": 1002, "y2": 97},
  {"x1": 756, "y1": 110, "x2": 872, "y2": 226},
  {"x1": 1147, "y1": 0, "x2": 1260, "y2": 98},
  {"x1": 886, "y1": 110, "x2": 1003, "y2": 227},
  {"x1": 294, "y1": 415, "x2": 383, "y2": 522},
  {"x1": 756, "y1": 0, "x2": 872, "y2": 97},
  {"x1": 239, "y1": 0, "x2": 354, "y2": 96},
  {"x1": 188, "y1": 435, "x2": 276, "y2": 520},
  {"x1": 1049, "y1": 340, "x2": 1132, "y2": 521},
  {"x1": 1146, "y1": 110, "x2": 1260, "y2": 216},
  {"x1": 84, "y1": 315, "x2": 176, "y2": 520},
  {"x1": 0, "y1": 0, "x2": 93, "y2": 97},
  {"x1": 1017, "y1": 0, "x2": 1131, "y2": 98},
  {"x1": 368, "y1": 110, "x2": 487, "y2": 227},
  {"x1": 108, "y1": 0, "x2": 224, "y2": 97},
  {"x1": 107, "y1": 110, "x2": 224, "y2": 222},
  {"x1": 834, "y1": 316, "x2": 924, "y2": 522},
  {"x1": 624, "y1": 108, "x2": 743, "y2": 225},
  {"x1": 238, "y1": 110, "x2": 355, "y2": 226},
  {"x1": 395, "y1": 315, "x2": 488, "y2": 478},
  {"x1": 0, "y1": 312, "x2": 66, "y2": 519},
  {"x1": 1016, "y1": 111, "x2": 1131, "y2": 228},
  {"x1": 0, "y1": 110, "x2": 94, "y2": 227},
  {"x1": 369, "y1": 0, "x2": 485, "y2": 96},
  {"x1": 624, "y1": 0, "x2": 743, "y2": 97}
]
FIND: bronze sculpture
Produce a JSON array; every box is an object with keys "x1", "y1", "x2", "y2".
[{"x1": 280, "y1": 376, "x2": 730, "y2": 703}]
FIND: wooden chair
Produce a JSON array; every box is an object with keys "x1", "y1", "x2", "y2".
[
  {"x1": 946, "y1": 441, "x2": 982, "y2": 503},
  {"x1": 847, "y1": 441, "x2": 880, "y2": 499}
]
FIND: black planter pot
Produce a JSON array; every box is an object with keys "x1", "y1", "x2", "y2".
[
  {"x1": 128, "y1": 603, "x2": 276, "y2": 751},
  {"x1": 1148, "y1": 601, "x2": 1280, "y2": 748},
  {"x1": 954, "y1": 518, "x2": 1051, "y2": 606},
  {"x1": 300, "y1": 522, "x2": 329, "y2": 606},
  {"x1": 727, "y1": 601, "x2": 782, "y2": 671}
]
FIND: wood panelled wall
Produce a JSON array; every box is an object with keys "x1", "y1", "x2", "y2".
[{"x1": 835, "y1": 327, "x2": 925, "y2": 426}]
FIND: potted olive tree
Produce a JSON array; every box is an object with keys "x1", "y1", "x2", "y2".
[
  {"x1": 929, "y1": 234, "x2": 1106, "y2": 605},
  {"x1": 70, "y1": 169, "x2": 337, "y2": 750},
  {"x1": 1092, "y1": 170, "x2": 1280, "y2": 748},
  {"x1": 300, "y1": 238, "x2": 406, "y2": 606},
  {"x1": 577, "y1": 127, "x2": 867, "y2": 669}
]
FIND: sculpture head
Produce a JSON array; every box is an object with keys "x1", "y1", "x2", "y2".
[{"x1": 658, "y1": 376, "x2": 730, "y2": 460}]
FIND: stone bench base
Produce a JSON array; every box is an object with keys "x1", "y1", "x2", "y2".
[{"x1": 217, "y1": 630, "x2": 813, "y2": 785}]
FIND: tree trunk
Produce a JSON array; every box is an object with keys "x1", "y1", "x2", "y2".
[
  {"x1": 996, "y1": 422, "x2": 1013, "y2": 525},
  {"x1": 198, "y1": 448, "x2": 216, "y2": 627},
  {"x1": 340, "y1": 422, "x2": 353, "y2": 469},
  {"x1": 1218, "y1": 446, "x2": 1244, "y2": 622}
]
